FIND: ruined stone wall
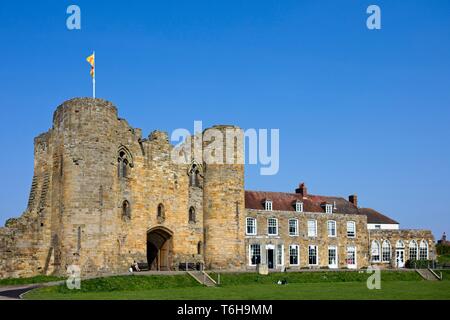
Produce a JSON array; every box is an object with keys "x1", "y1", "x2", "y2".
[
  {"x1": 0, "y1": 130, "x2": 55, "y2": 278},
  {"x1": 245, "y1": 210, "x2": 370, "y2": 270}
]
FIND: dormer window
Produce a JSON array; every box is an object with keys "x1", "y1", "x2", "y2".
[
  {"x1": 325, "y1": 204, "x2": 333, "y2": 214},
  {"x1": 295, "y1": 201, "x2": 303, "y2": 213},
  {"x1": 265, "y1": 200, "x2": 273, "y2": 211}
]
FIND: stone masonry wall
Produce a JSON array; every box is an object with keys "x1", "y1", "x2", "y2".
[{"x1": 245, "y1": 209, "x2": 370, "y2": 270}]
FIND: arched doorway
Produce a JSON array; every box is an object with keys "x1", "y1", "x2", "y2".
[{"x1": 147, "y1": 227, "x2": 173, "y2": 271}]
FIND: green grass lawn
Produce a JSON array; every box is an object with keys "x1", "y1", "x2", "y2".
[
  {"x1": 23, "y1": 271, "x2": 450, "y2": 300},
  {"x1": 24, "y1": 281, "x2": 450, "y2": 300}
]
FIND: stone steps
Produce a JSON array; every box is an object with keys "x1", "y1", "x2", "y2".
[
  {"x1": 416, "y1": 269, "x2": 441, "y2": 281},
  {"x1": 38, "y1": 173, "x2": 50, "y2": 211},
  {"x1": 27, "y1": 175, "x2": 38, "y2": 210},
  {"x1": 188, "y1": 271, "x2": 217, "y2": 287}
]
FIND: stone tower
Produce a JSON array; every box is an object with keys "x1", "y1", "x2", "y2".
[
  {"x1": 49, "y1": 98, "x2": 125, "y2": 274},
  {"x1": 202, "y1": 125, "x2": 246, "y2": 269}
]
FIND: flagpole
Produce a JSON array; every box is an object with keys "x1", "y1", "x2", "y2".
[{"x1": 93, "y1": 51, "x2": 96, "y2": 99}]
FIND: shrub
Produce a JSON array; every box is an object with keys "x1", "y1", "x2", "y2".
[
  {"x1": 405, "y1": 260, "x2": 435, "y2": 269},
  {"x1": 436, "y1": 244, "x2": 450, "y2": 255}
]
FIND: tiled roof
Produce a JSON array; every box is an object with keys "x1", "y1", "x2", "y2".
[
  {"x1": 245, "y1": 191, "x2": 360, "y2": 215},
  {"x1": 245, "y1": 190, "x2": 398, "y2": 224},
  {"x1": 359, "y1": 208, "x2": 399, "y2": 224}
]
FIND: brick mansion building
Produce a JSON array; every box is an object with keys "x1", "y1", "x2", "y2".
[{"x1": 0, "y1": 98, "x2": 435, "y2": 279}]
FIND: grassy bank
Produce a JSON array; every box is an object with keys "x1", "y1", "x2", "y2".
[
  {"x1": 25, "y1": 280, "x2": 450, "y2": 300},
  {"x1": 208, "y1": 270, "x2": 424, "y2": 286}
]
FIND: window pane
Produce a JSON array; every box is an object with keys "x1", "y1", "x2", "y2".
[
  {"x1": 327, "y1": 221, "x2": 336, "y2": 237},
  {"x1": 246, "y1": 218, "x2": 256, "y2": 235},
  {"x1": 307, "y1": 220, "x2": 317, "y2": 237},
  {"x1": 268, "y1": 218, "x2": 278, "y2": 235},
  {"x1": 289, "y1": 219, "x2": 298, "y2": 236},
  {"x1": 308, "y1": 246, "x2": 318, "y2": 265},
  {"x1": 250, "y1": 244, "x2": 261, "y2": 265},
  {"x1": 382, "y1": 241, "x2": 391, "y2": 262},
  {"x1": 409, "y1": 241, "x2": 418, "y2": 261},
  {"x1": 419, "y1": 241, "x2": 428, "y2": 260},
  {"x1": 371, "y1": 241, "x2": 380, "y2": 262},
  {"x1": 346, "y1": 247, "x2": 356, "y2": 265},
  {"x1": 277, "y1": 245, "x2": 283, "y2": 266},
  {"x1": 328, "y1": 247, "x2": 337, "y2": 266},
  {"x1": 289, "y1": 245, "x2": 299, "y2": 265},
  {"x1": 347, "y1": 221, "x2": 356, "y2": 237}
]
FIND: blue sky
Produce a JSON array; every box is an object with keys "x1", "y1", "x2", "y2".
[{"x1": 0, "y1": 1, "x2": 449, "y2": 238}]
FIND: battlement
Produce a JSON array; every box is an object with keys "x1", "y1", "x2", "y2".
[{"x1": 52, "y1": 97, "x2": 118, "y2": 129}]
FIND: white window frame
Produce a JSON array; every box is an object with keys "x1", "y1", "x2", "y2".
[
  {"x1": 327, "y1": 220, "x2": 337, "y2": 237},
  {"x1": 347, "y1": 221, "x2": 356, "y2": 238},
  {"x1": 325, "y1": 204, "x2": 333, "y2": 214},
  {"x1": 289, "y1": 219, "x2": 299, "y2": 236},
  {"x1": 246, "y1": 217, "x2": 257, "y2": 236},
  {"x1": 307, "y1": 220, "x2": 317, "y2": 237},
  {"x1": 346, "y1": 246, "x2": 357, "y2": 269},
  {"x1": 289, "y1": 244, "x2": 300, "y2": 266},
  {"x1": 249, "y1": 244, "x2": 261, "y2": 266},
  {"x1": 308, "y1": 245, "x2": 319, "y2": 266},
  {"x1": 409, "y1": 240, "x2": 418, "y2": 261},
  {"x1": 276, "y1": 244, "x2": 284, "y2": 267},
  {"x1": 328, "y1": 246, "x2": 338, "y2": 269},
  {"x1": 382, "y1": 240, "x2": 391, "y2": 263},
  {"x1": 295, "y1": 202, "x2": 303, "y2": 213},
  {"x1": 267, "y1": 218, "x2": 278, "y2": 236},
  {"x1": 419, "y1": 240, "x2": 429, "y2": 260},
  {"x1": 371, "y1": 240, "x2": 381, "y2": 263},
  {"x1": 265, "y1": 200, "x2": 273, "y2": 211}
]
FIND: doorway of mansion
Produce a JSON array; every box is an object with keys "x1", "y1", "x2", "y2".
[{"x1": 147, "y1": 227, "x2": 173, "y2": 271}]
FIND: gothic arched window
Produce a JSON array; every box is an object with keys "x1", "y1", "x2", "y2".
[
  {"x1": 197, "y1": 241, "x2": 203, "y2": 255},
  {"x1": 188, "y1": 162, "x2": 203, "y2": 187},
  {"x1": 118, "y1": 147, "x2": 133, "y2": 179}
]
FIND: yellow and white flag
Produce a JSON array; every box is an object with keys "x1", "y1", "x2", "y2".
[
  {"x1": 86, "y1": 53, "x2": 95, "y2": 78},
  {"x1": 86, "y1": 52, "x2": 96, "y2": 98}
]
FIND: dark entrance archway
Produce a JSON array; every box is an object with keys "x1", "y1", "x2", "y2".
[{"x1": 147, "y1": 227, "x2": 173, "y2": 271}]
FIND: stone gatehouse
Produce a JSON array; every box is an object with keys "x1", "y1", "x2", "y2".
[{"x1": 0, "y1": 98, "x2": 435, "y2": 279}]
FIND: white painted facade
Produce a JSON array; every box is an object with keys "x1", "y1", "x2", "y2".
[{"x1": 367, "y1": 223, "x2": 399, "y2": 230}]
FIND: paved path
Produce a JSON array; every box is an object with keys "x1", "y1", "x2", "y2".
[
  {"x1": 0, "y1": 285, "x2": 41, "y2": 300},
  {"x1": 0, "y1": 281, "x2": 65, "y2": 300},
  {"x1": 0, "y1": 272, "x2": 185, "y2": 300}
]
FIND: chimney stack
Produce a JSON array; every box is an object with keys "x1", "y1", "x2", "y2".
[
  {"x1": 349, "y1": 194, "x2": 358, "y2": 207},
  {"x1": 296, "y1": 183, "x2": 307, "y2": 197}
]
